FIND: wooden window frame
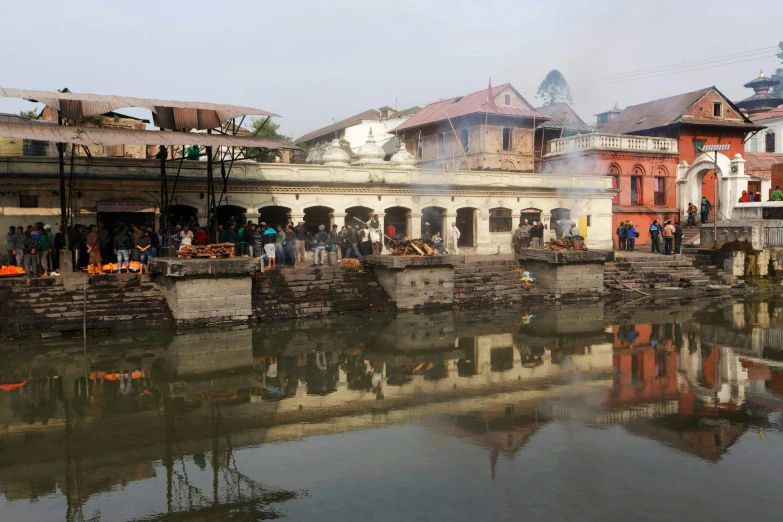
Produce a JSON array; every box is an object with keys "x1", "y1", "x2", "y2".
[
  {"x1": 489, "y1": 208, "x2": 512, "y2": 233},
  {"x1": 502, "y1": 128, "x2": 511, "y2": 151}
]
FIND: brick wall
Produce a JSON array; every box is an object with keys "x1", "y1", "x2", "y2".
[
  {"x1": 252, "y1": 266, "x2": 393, "y2": 320},
  {"x1": 772, "y1": 163, "x2": 783, "y2": 190},
  {"x1": 454, "y1": 259, "x2": 540, "y2": 304}
]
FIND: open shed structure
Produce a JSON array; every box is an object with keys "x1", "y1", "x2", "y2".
[{"x1": 0, "y1": 87, "x2": 296, "y2": 244}]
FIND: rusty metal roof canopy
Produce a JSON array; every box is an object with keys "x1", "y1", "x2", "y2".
[
  {"x1": 0, "y1": 122, "x2": 298, "y2": 149},
  {"x1": 0, "y1": 88, "x2": 279, "y2": 130}
]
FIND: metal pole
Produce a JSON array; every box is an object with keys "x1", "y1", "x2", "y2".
[
  {"x1": 207, "y1": 129, "x2": 215, "y2": 244},
  {"x1": 58, "y1": 115, "x2": 68, "y2": 249},
  {"x1": 160, "y1": 156, "x2": 168, "y2": 245}
]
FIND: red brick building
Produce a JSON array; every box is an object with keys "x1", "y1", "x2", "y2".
[{"x1": 545, "y1": 87, "x2": 761, "y2": 245}]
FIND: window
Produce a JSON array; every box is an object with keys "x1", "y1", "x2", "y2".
[
  {"x1": 694, "y1": 139, "x2": 705, "y2": 156},
  {"x1": 502, "y1": 128, "x2": 511, "y2": 151},
  {"x1": 504, "y1": 94, "x2": 511, "y2": 106},
  {"x1": 489, "y1": 208, "x2": 512, "y2": 232},
  {"x1": 103, "y1": 144, "x2": 124, "y2": 157},
  {"x1": 19, "y1": 195, "x2": 39, "y2": 208},
  {"x1": 438, "y1": 133, "x2": 446, "y2": 155},
  {"x1": 417, "y1": 139, "x2": 423, "y2": 159},
  {"x1": 630, "y1": 176, "x2": 642, "y2": 205},
  {"x1": 767, "y1": 131, "x2": 776, "y2": 153},
  {"x1": 654, "y1": 177, "x2": 665, "y2": 206},
  {"x1": 713, "y1": 102, "x2": 722, "y2": 118},
  {"x1": 460, "y1": 129, "x2": 469, "y2": 151},
  {"x1": 586, "y1": 215, "x2": 592, "y2": 227}
]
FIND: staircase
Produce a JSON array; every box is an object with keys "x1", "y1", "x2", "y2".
[
  {"x1": 603, "y1": 253, "x2": 737, "y2": 293},
  {"x1": 0, "y1": 274, "x2": 173, "y2": 337}
]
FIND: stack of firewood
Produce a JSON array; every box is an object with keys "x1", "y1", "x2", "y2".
[
  {"x1": 544, "y1": 236, "x2": 588, "y2": 251},
  {"x1": 390, "y1": 238, "x2": 440, "y2": 256},
  {"x1": 178, "y1": 243, "x2": 236, "y2": 259}
]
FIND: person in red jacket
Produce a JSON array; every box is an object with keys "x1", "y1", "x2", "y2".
[{"x1": 193, "y1": 224, "x2": 207, "y2": 246}]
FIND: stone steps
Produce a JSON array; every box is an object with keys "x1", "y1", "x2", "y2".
[{"x1": 603, "y1": 253, "x2": 733, "y2": 292}]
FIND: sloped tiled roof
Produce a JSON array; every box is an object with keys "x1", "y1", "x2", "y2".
[
  {"x1": 295, "y1": 108, "x2": 380, "y2": 144},
  {"x1": 597, "y1": 87, "x2": 758, "y2": 134},
  {"x1": 392, "y1": 83, "x2": 548, "y2": 133},
  {"x1": 534, "y1": 102, "x2": 593, "y2": 133},
  {"x1": 745, "y1": 152, "x2": 783, "y2": 175}
]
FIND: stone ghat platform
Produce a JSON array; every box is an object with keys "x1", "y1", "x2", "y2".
[{"x1": 516, "y1": 250, "x2": 614, "y2": 299}]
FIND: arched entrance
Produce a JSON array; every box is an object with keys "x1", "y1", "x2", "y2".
[
  {"x1": 678, "y1": 152, "x2": 735, "y2": 221},
  {"x1": 456, "y1": 207, "x2": 477, "y2": 247},
  {"x1": 259, "y1": 206, "x2": 291, "y2": 228},
  {"x1": 303, "y1": 205, "x2": 334, "y2": 236},
  {"x1": 549, "y1": 208, "x2": 571, "y2": 238},
  {"x1": 168, "y1": 204, "x2": 199, "y2": 228},
  {"x1": 421, "y1": 206, "x2": 446, "y2": 239},
  {"x1": 345, "y1": 206, "x2": 374, "y2": 228},
  {"x1": 216, "y1": 205, "x2": 247, "y2": 229},
  {"x1": 384, "y1": 206, "x2": 409, "y2": 239}
]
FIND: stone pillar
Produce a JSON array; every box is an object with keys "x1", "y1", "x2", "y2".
[
  {"x1": 410, "y1": 212, "x2": 421, "y2": 239},
  {"x1": 333, "y1": 212, "x2": 347, "y2": 228},
  {"x1": 722, "y1": 154, "x2": 749, "y2": 220},
  {"x1": 281, "y1": 150, "x2": 291, "y2": 164},
  {"x1": 291, "y1": 213, "x2": 305, "y2": 224},
  {"x1": 477, "y1": 211, "x2": 491, "y2": 252},
  {"x1": 245, "y1": 212, "x2": 260, "y2": 224}
]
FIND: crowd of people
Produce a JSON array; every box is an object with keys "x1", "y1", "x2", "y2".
[
  {"x1": 510, "y1": 218, "x2": 581, "y2": 253},
  {"x1": 5, "y1": 223, "x2": 62, "y2": 277},
  {"x1": 615, "y1": 219, "x2": 684, "y2": 254}
]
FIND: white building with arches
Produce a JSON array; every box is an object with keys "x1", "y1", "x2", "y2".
[{"x1": 0, "y1": 155, "x2": 615, "y2": 255}]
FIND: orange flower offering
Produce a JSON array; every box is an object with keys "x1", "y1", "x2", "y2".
[{"x1": 0, "y1": 266, "x2": 24, "y2": 276}]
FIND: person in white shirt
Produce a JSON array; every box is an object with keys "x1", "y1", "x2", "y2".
[
  {"x1": 179, "y1": 225, "x2": 194, "y2": 251},
  {"x1": 450, "y1": 222, "x2": 461, "y2": 254}
]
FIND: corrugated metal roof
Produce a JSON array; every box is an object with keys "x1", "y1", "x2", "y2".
[
  {"x1": 0, "y1": 88, "x2": 278, "y2": 130},
  {"x1": 295, "y1": 109, "x2": 380, "y2": 144},
  {"x1": 753, "y1": 105, "x2": 783, "y2": 121},
  {"x1": 596, "y1": 87, "x2": 759, "y2": 134},
  {"x1": 745, "y1": 152, "x2": 783, "y2": 173},
  {"x1": 0, "y1": 122, "x2": 298, "y2": 149},
  {"x1": 392, "y1": 84, "x2": 547, "y2": 133}
]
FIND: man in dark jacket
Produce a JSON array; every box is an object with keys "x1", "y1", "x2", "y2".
[
  {"x1": 625, "y1": 221, "x2": 637, "y2": 252},
  {"x1": 22, "y1": 231, "x2": 38, "y2": 277},
  {"x1": 673, "y1": 221, "x2": 684, "y2": 255},
  {"x1": 649, "y1": 220, "x2": 661, "y2": 253},
  {"x1": 348, "y1": 224, "x2": 362, "y2": 260},
  {"x1": 284, "y1": 225, "x2": 297, "y2": 267},
  {"x1": 314, "y1": 225, "x2": 330, "y2": 266},
  {"x1": 616, "y1": 222, "x2": 627, "y2": 251},
  {"x1": 223, "y1": 224, "x2": 240, "y2": 255},
  {"x1": 329, "y1": 224, "x2": 339, "y2": 260},
  {"x1": 97, "y1": 224, "x2": 111, "y2": 264},
  {"x1": 113, "y1": 225, "x2": 132, "y2": 272}
]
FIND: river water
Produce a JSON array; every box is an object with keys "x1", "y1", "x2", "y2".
[{"x1": 1, "y1": 297, "x2": 782, "y2": 521}]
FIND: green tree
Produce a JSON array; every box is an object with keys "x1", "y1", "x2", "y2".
[
  {"x1": 244, "y1": 117, "x2": 290, "y2": 162},
  {"x1": 19, "y1": 107, "x2": 39, "y2": 119},
  {"x1": 536, "y1": 70, "x2": 574, "y2": 107},
  {"x1": 771, "y1": 41, "x2": 783, "y2": 98}
]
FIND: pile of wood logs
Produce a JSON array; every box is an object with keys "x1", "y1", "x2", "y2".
[
  {"x1": 390, "y1": 238, "x2": 439, "y2": 256},
  {"x1": 544, "y1": 236, "x2": 588, "y2": 251},
  {"x1": 178, "y1": 243, "x2": 236, "y2": 259}
]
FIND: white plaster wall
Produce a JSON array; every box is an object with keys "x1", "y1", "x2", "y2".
[{"x1": 745, "y1": 116, "x2": 783, "y2": 153}]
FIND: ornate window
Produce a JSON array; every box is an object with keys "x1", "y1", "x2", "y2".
[
  {"x1": 607, "y1": 164, "x2": 621, "y2": 205},
  {"x1": 767, "y1": 131, "x2": 776, "y2": 153},
  {"x1": 489, "y1": 208, "x2": 512, "y2": 232},
  {"x1": 654, "y1": 177, "x2": 666, "y2": 206}
]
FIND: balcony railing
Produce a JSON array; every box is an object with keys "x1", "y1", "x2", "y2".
[{"x1": 547, "y1": 133, "x2": 679, "y2": 156}]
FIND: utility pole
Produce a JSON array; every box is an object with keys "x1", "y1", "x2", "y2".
[{"x1": 700, "y1": 144, "x2": 730, "y2": 249}]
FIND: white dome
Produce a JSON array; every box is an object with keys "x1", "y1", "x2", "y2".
[
  {"x1": 389, "y1": 141, "x2": 417, "y2": 169},
  {"x1": 321, "y1": 139, "x2": 351, "y2": 166},
  {"x1": 353, "y1": 129, "x2": 385, "y2": 165},
  {"x1": 305, "y1": 143, "x2": 325, "y2": 164}
]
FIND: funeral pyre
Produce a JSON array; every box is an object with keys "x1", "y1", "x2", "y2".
[
  {"x1": 388, "y1": 238, "x2": 443, "y2": 256},
  {"x1": 544, "y1": 236, "x2": 588, "y2": 251},
  {"x1": 178, "y1": 243, "x2": 236, "y2": 259}
]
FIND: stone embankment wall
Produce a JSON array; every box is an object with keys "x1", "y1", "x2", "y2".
[
  {"x1": 453, "y1": 259, "x2": 538, "y2": 305},
  {"x1": 252, "y1": 266, "x2": 393, "y2": 320},
  {"x1": 0, "y1": 275, "x2": 173, "y2": 338}
]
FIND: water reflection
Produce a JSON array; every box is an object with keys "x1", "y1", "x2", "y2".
[{"x1": 1, "y1": 297, "x2": 783, "y2": 520}]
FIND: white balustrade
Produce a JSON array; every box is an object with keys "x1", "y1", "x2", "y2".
[{"x1": 547, "y1": 133, "x2": 678, "y2": 156}]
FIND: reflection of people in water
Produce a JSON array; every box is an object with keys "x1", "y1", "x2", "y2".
[{"x1": 306, "y1": 351, "x2": 338, "y2": 395}]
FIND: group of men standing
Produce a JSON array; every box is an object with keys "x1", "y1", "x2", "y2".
[
  {"x1": 511, "y1": 219, "x2": 548, "y2": 253},
  {"x1": 5, "y1": 223, "x2": 61, "y2": 277}
]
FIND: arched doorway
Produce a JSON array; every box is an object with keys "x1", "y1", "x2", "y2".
[
  {"x1": 679, "y1": 153, "x2": 734, "y2": 221},
  {"x1": 259, "y1": 206, "x2": 291, "y2": 228},
  {"x1": 456, "y1": 207, "x2": 477, "y2": 247},
  {"x1": 549, "y1": 208, "x2": 571, "y2": 238},
  {"x1": 303, "y1": 205, "x2": 334, "y2": 236},
  {"x1": 345, "y1": 206, "x2": 374, "y2": 229},
  {"x1": 520, "y1": 208, "x2": 541, "y2": 226},
  {"x1": 168, "y1": 204, "x2": 199, "y2": 228},
  {"x1": 384, "y1": 206, "x2": 409, "y2": 239},
  {"x1": 421, "y1": 206, "x2": 446, "y2": 238},
  {"x1": 216, "y1": 205, "x2": 247, "y2": 229}
]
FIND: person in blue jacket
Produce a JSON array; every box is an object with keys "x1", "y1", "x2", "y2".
[{"x1": 626, "y1": 221, "x2": 638, "y2": 252}]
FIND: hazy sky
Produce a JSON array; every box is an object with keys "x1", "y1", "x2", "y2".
[{"x1": 1, "y1": 0, "x2": 781, "y2": 139}]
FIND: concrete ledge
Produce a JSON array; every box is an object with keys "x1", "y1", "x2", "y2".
[
  {"x1": 516, "y1": 250, "x2": 613, "y2": 265},
  {"x1": 149, "y1": 257, "x2": 254, "y2": 278},
  {"x1": 364, "y1": 255, "x2": 465, "y2": 269}
]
